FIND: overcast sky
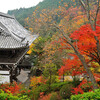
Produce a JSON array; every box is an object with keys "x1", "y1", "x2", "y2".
[{"x1": 0, "y1": 0, "x2": 43, "y2": 13}]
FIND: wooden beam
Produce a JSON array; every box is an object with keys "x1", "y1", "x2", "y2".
[{"x1": 16, "y1": 48, "x2": 29, "y2": 64}]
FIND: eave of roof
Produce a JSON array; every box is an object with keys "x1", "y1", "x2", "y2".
[
  {"x1": 0, "y1": 35, "x2": 27, "y2": 49},
  {"x1": 0, "y1": 12, "x2": 38, "y2": 49},
  {"x1": 0, "y1": 12, "x2": 15, "y2": 19}
]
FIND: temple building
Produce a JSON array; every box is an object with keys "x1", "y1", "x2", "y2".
[{"x1": 0, "y1": 12, "x2": 38, "y2": 83}]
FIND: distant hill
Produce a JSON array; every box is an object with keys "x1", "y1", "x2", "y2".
[{"x1": 7, "y1": 0, "x2": 77, "y2": 26}]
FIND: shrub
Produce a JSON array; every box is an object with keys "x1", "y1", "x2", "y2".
[
  {"x1": 32, "y1": 88, "x2": 40, "y2": 100},
  {"x1": 72, "y1": 79, "x2": 93, "y2": 95},
  {"x1": 18, "y1": 95, "x2": 30, "y2": 100},
  {"x1": 38, "y1": 93, "x2": 52, "y2": 100},
  {"x1": 38, "y1": 81, "x2": 71, "y2": 93},
  {"x1": 0, "y1": 82, "x2": 21, "y2": 95},
  {"x1": 0, "y1": 89, "x2": 30, "y2": 100},
  {"x1": 38, "y1": 84, "x2": 49, "y2": 93},
  {"x1": 50, "y1": 92, "x2": 58, "y2": 100},
  {"x1": 60, "y1": 83, "x2": 73, "y2": 99},
  {"x1": 72, "y1": 76, "x2": 81, "y2": 87},
  {"x1": 46, "y1": 75, "x2": 60, "y2": 84},
  {"x1": 30, "y1": 76, "x2": 47, "y2": 92},
  {"x1": 33, "y1": 82, "x2": 67, "y2": 94},
  {"x1": 30, "y1": 81, "x2": 72, "y2": 99},
  {"x1": 51, "y1": 81, "x2": 68, "y2": 91},
  {"x1": 71, "y1": 89, "x2": 100, "y2": 100}
]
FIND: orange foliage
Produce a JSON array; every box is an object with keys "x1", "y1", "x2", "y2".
[
  {"x1": 72, "y1": 79, "x2": 93, "y2": 94},
  {"x1": 58, "y1": 54, "x2": 86, "y2": 76},
  {"x1": 0, "y1": 82, "x2": 21, "y2": 95},
  {"x1": 70, "y1": 24, "x2": 100, "y2": 63},
  {"x1": 59, "y1": 23, "x2": 100, "y2": 81},
  {"x1": 30, "y1": 76, "x2": 47, "y2": 90},
  {"x1": 59, "y1": 6, "x2": 88, "y2": 34},
  {"x1": 38, "y1": 93, "x2": 51, "y2": 100}
]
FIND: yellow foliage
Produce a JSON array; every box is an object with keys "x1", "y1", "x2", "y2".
[
  {"x1": 65, "y1": 76, "x2": 73, "y2": 81},
  {"x1": 27, "y1": 37, "x2": 42, "y2": 55},
  {"x1": 29, "y1": 28, "x2": 34, "y2": 33},
  {"x1": 27, "y1": 49, "x2": 32, "y2": 54},
  {"x1": 27, "y1": 43, "x2": 34, "y2": 54},
  {"x1": 97, "y1": 68, "x2": 100, "y2": 72},
  {"x1": 30, "y1": 76, "x2": 46, "y2": 90},
  {"x1": 91, "y1": 62, "x2": 100, "y2": 67},
  {"x1": 90, "y1": 67, "x2": 94, "y2": 72},
  {"x1": 78, "y1": 11, "x2": 82, "y2": 15},
  {"x1": 73, "y1": 0, "x2": 75, "y2": 2}
]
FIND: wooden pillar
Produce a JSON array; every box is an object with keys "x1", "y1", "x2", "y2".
[
  {"x1": 10, "y1": 66, "x2": 13, "y2": 83},
  {"x1": 14, "y1": 66, "x2": 18, "y2": 82},
  {"x1": 9, "y1": 64, "x2": 17, "y2": 83}
]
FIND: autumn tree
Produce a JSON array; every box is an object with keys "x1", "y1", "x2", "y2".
[
  {"x1": 43, "y1": 63, "x2": 57, "y2": 90},
  {"x1": 53, "y1": 0, "x2": 100, "y2": 89},
  {"x1": 50, "y1": 0, "x2": 100, "y2": 89},
  {"x1": 25, "y1": 8, "x2": 61, "y2": 37},
  {"x1": 58, "y1": 0, "x2": 100, "y2": 89},
  {"x1": 25, "y1": 0, "x2": 100, "y2": 89}
]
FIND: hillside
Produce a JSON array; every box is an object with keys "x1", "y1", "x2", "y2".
[{"x1": 7, "y1": 0, "x2": 76, "y2": 26}]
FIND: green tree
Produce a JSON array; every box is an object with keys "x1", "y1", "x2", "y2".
[{"x1": 43, "y1": 63, "x2": 57, "y2": 90}]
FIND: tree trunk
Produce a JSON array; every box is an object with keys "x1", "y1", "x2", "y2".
[
  {"x1": 68, "y1": 42, "x2": 98, "y2": 89},
  {"x1": 77, "y1": 52, "x2": 98, "y2": 89}
]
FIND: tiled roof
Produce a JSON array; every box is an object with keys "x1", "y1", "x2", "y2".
[
  {"x1": 0, "y1": 35, "x2": 26, "y2": 49},
  {"x1": 0, "y1": 12, "x2": 38, "y2": 49}
]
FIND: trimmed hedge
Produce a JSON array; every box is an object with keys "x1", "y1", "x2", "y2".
[
  {"x1": 31, "y1": 82, "x2": 69, "y2": 99},
  {"x1": 60, "y1": 83, "x2": 73, "y2": 99},
  {"x1": 50, "y1": 92, "x2": 58, "y2": 100},
  {"x1": 34, "y1": 81, "x2": 69, "y2": 93},
  {"x1": 51, "y1": 81, "x2": 71, "y2": 91},
  {"x1": 71, "y1": 89, "x2": 100, "y2": 100}
]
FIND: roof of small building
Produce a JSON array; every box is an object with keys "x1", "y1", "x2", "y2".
[{"x1": 0, "y1": 12, "x2": 38, "y2": 49}]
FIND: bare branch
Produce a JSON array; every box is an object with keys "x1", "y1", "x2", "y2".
[
  {"x1": 94, "y1": 0, "x2": 100, "y2": 28},
  {"x1": 86, "y1": 0, "x2": 90, "y2": 21},
  {"x1": 79, "y1": 0, "x2": 86, "y2": 10},
  {"x1": 86, "y1": 0, "x2": 95, "y2": 30},
  {"x1": 96, "y1": 24, "x2": 100, "y2": 26},
  {"x1": 38, "y1": 9, "x2": 72, "y2": 42}
]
